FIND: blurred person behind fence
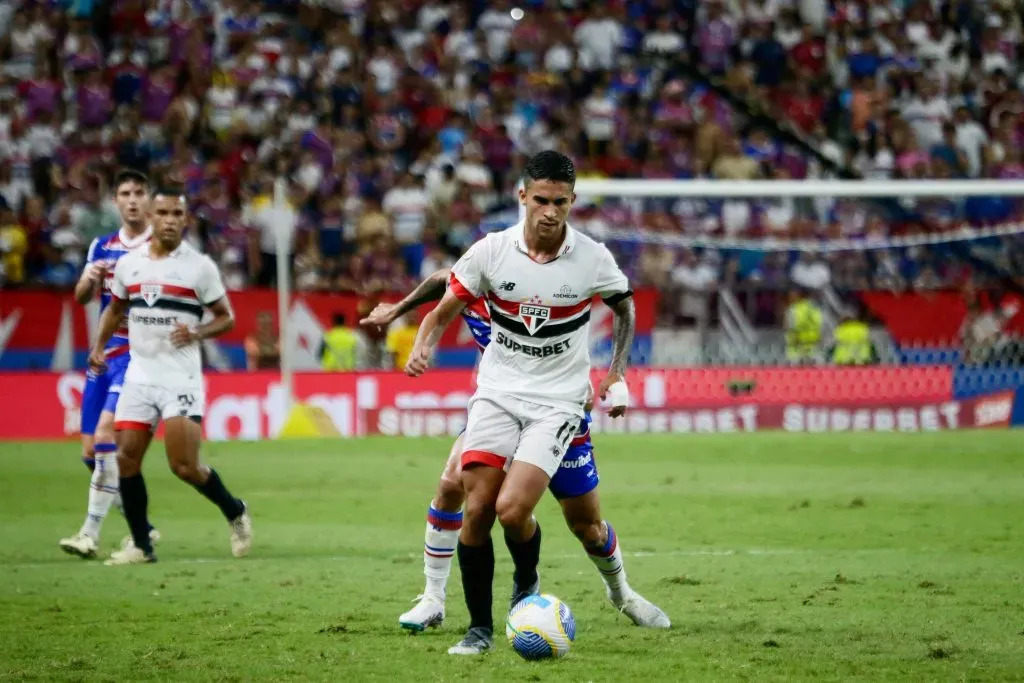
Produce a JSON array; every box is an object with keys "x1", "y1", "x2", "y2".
[
  {"x1": 320, "y1": 312, "x2": 358, "y2": 371},
  {"x1": 245, "y1": 311, "x2": 281, "y2": 371},
  {"x1": 784, "y1": 287, "x2": 823, "y2": 364}
]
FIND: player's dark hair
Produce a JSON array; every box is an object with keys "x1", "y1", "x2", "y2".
[
  {"x1": 333, "y1": 313, "x2": 346, "y2": 327},
  {"x1": 523, "y1": 150, "x2": 576, "y2": 188},
  {"x1": 152, "y1": 183, "x2": 187, "y2": 201},
  {"x1": 113, "y1": 168, "x2": 150, "y2": 192}
]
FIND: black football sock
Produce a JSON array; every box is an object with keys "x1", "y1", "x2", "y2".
[
  {"x1": 192, "y1": 469, "x2": 245, "y2": 521},
  {"x1": 505, "y1": 522, "x2": 542, "y2": 588},
  {"x1": 118, "y1": 473, "x2": 153, "y2": 554},
  {"x1": 458, "y1": 538, "x2": 495, "y2": 632}
]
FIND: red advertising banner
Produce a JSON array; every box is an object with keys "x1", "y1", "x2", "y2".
[
  {"x1": 860, "y1": 291, "x2": 1024, "y2": 345},
  {"x1": 0, "y1": 366, "x2": 1002, "y2": 442}
]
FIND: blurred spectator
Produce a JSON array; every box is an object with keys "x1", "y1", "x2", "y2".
[
  {"x1": 670, "y1": 249, "x2": 718, "y2": 325},
  {"x1": 790, "y1": 251, "x2": 831, "y2": 291},
  {"x1": 320, "y1": 312, "x2": 358, "y2": 371},
  {"x1": 385, "y1": 311, "x2": 418, "y2": 371},
  {"x1": 784, "y1": 288, "x2": 824, "y2": 364},
  {"x1": 244, "y1": 311, "x2": 281, "y2": 371}
]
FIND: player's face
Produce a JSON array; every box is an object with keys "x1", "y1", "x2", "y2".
[
  {"x1": 149, "y1": 195, "x2": 188, "y2": 249},
  {"x1": 520, "y1": 179, "x2": 575, "y2": 243},
  {"x1": 114, "y1": 181, "x2": 150, "y2": 227}
]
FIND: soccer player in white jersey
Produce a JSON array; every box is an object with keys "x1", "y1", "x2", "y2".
[
  {"x1": 405, "y1": 151, "x2": 646, "y2": 655},
  {"x1": 363, "y1": 271, "x2": 669, "y2": 634},
  {"x1": 60, "y1": 169, "x2": 161, "y2": 558},
  {"x1": 87, "y1": 186, "x2": 253, "y2": 565}
]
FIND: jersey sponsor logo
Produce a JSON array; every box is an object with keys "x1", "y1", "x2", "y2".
[
  {"x1": 498, "y1": 281, "x2": 516, "y2": 291},
  {"x1": 141, "y1": 284, "x2": 162, "y2": 307},
  {"x1": 518, "y1": 303, "x2": 550, "y2": 335},
  {"x1": 494, "y1": 330, "x2": 570, "y2": 357},
  {"x1": 130, "y1": 312, "x2": 179, "y2": 326},
  {"x1": 560, "y1": 451, "x2": 593, "y2": 470},
  {"x1": 553, "y1": 284, "x2": 577, "y2": 300}
]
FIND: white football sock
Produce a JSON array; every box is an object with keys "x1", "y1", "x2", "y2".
[
  {"x1": 80, "y1": 444, "x2": 120, "y2": 540},
  {"x1": 587, "y1": 521, "x2": 629, "y2": 600},
  {"x1": 424, "y1": 504, "x2": 462, "y2": 599}
]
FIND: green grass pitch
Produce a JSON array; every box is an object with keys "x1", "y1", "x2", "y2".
[{"x1": 1, "y1": 432, "x2": 1022, "y2": 682}]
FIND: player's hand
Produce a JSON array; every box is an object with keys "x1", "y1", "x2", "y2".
[
  {"x1": 598, "y1": 371, "x2": 628, "y2": 418},
  {"x1": 360, "y1": 302, "x2": 399, "y2": 328},
  {"x1": 170, "y1": 323, "x2": 199, "y2": 348},
  {"x1": 82, "y1": 262, "x2": 106, "y2": 284},
  {"x1": 405, "y1": 343, "x2": 432, "y2": 377},
  {"x1": 88, "y1": 348, "x2": 107, "y2": 375}
]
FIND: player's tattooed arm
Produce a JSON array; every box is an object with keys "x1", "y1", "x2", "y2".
[
  {"x1": 406, "y1": 289, "x2": 467, "y2": 377},
  {"x1": 360, "y1": 268, "x2": 450, "y2": 328},
  {"x1": 171, "y1": 296, "x2": 236, "y2": 348},
  {"x1": 88, "y1": 297, "x2": 129, "y2": 372},
  {"x1": 598, "y1": 295, "x2": 635, "y2": 418},
  {"x1": 608, "y1": 296, "x2": 636, "y2": 377}
]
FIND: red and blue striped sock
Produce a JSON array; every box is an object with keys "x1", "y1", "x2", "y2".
[
  {"x1": 586, "y1": 521, "x2": 629, "y2": 599},
  {"x1": 424, "y1": 504, "x2": 462, "y2": 599}
]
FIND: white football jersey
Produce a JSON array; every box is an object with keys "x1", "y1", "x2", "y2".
[
  {"x1": 111, "y1": 241, "x2": 227, "y2": 386},
  {"x1": 450, "y1": 221, "x2": 631, "y2": 414}
]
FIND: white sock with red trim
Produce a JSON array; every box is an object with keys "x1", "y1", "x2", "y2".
[
  {"x1": 423, "y1": 504, "x2": 462, "y2": 600},
  {"x1": 586, "y1": 521, "x2": 629, "y2": 600},
  {"x1": 80, "y1": 443, "x2": 120, "y2": 540}
]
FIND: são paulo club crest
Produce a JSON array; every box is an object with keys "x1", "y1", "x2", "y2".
[
  {"x1": 518, "y1": 296, "x2": 550, "y2": 335},
  {"x1": 141, "y1": 284, "x2": 162, "y2": 307}
]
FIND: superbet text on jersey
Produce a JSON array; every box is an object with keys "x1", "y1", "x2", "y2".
[{"x1": 449, "y1": 221, "x2": 632, "y2": 415}]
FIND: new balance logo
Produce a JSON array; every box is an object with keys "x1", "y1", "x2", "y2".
[{"x1": 498, "y1": 281, "x2": 516, "y2": 291}]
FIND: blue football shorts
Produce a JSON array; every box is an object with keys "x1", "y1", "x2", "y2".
[{"x1": 80, "y1": 352, "x2": 130, "y2": 436}]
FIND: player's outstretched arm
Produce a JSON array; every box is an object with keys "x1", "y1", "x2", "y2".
[
  {"x1": 88, "y1": 297, "x2": 128, "y2": 373},
  {"x1": 360, "y1": 268, "x2": 451, "y2": 328},
  {"x1": 170, "y1": 296, "x2": 235, "y2": 348},
  {"x1": 405, "y1": 289, "x2": 466, "y2": 377},
  {"x1": 598, "y1": 296, "x2": 636, "y2": 418}
]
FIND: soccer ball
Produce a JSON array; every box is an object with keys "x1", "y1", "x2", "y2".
[{"x1": 505, "y1": 593, "x2": 576, "y2": 660}]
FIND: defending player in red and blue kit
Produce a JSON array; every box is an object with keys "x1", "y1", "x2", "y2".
[
  {"x1": 361, "y1": 270, "x2": 668, "y2": 638},
  {"x1": 59, "y1": 170, "x2": 160, "y2": 560}
]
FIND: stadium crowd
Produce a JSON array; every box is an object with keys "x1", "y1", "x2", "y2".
[{"x1": 0, "y1": 0, "x2": 1021, "y2": 311}]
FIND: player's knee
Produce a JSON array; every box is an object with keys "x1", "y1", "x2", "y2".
[
  {"x1": 495, "y1": 497, "x2": 532, "y2": 533},
  {"x1": 169, "y1": 459, "x2": 202, "y2": 483}
]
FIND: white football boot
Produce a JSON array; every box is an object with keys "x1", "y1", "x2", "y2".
[
  {"x1": 229, "y1": 503, "x2": 252, "y2": 558},
  {"x1": 105, "y1": 546, "x2": 157, "y2": 566},
  {"x1": 399, "y1": 594, "x2": 445, "y2": 631},
  {"x1": 119, "y1": 528, "x2": 162, "y2": 551},
  {"x1": 447, "y1": 627, "x2": 493, "y2": 655},
  {"x1": 59, "y1": 533, "x2": 98, "y2": 559},
  {"x1": 611, "y1": 588, "x2": 671, "y2": 628}
]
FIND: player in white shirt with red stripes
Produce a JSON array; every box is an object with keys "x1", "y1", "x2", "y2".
[
  {"x1": 406, "y1": 151, "x2": 656, "y2": 655},
  {"x1": 88, "y1": 186, "x2": 253, "y2": 565}
]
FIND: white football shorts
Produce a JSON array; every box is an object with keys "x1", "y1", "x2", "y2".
[
  {"x1": 114, "y1": 381, "x2": 205, "y2": 432},
  {"x1": 460, "y1": 390, "x2": 580, "y2": 478}
]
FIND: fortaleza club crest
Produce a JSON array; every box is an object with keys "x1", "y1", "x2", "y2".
[
  {"x1": 518, "y1": 303, "x2": 550, "y2": 335},
  {"x1": 141, "y1": 284, "x2": 162, "y2": 307}
]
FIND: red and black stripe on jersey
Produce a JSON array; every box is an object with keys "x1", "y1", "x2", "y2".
[
  {"x1": 126, "y1": 283, "x2": 203, "y2": 317},
  {"x1": 486, "y1": 292, "x2": 592, "y2": 338}
]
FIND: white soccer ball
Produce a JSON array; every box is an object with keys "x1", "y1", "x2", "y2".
[{"x1": 505, "y1": 593, "x2": 576, "y2": 660}]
